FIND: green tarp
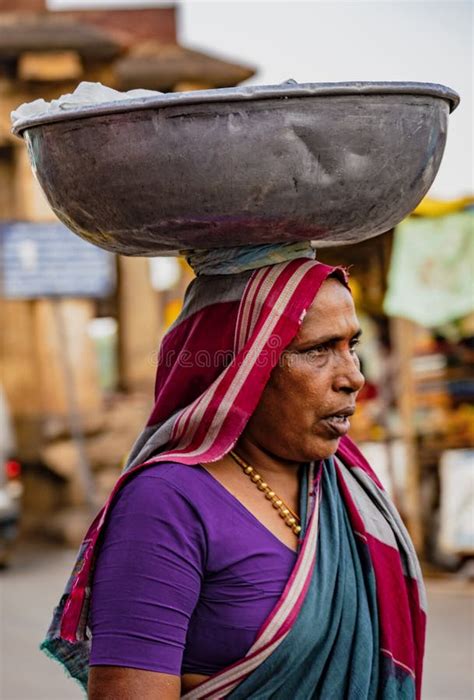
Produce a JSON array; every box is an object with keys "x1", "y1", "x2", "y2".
[{"x1": 384, "y1": 211, "x2": 474, "y2": 327}]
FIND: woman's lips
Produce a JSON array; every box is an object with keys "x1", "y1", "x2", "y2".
[{"x1": 319, "y1": 412, "x2": 354, "y2": 438}]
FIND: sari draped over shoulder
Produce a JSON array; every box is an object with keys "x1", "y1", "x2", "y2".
[{"x1": 40, "y1": 258, "x2": 426, "y2": 699}]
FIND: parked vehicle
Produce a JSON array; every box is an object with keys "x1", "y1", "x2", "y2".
[{"x1": 0, "y1": 388, "x2": 22, "y2": 568}]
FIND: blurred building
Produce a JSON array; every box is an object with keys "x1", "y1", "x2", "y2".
[
  {"x1": 0, "y1": 0, "x2": 254, "y2": 541},
  {"x1": 320, "y1": 199, "x2": 474, "y2": 566},
  {"x1": 0, "y1": 1, "x2": 472, "y2": 572}
]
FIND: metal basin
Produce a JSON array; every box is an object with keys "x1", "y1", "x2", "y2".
[{"x1": 13, "y1": 81, "x2": 459, "y2": 255}]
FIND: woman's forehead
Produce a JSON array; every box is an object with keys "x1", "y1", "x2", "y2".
[
  {"x1": 311, "y1": 277, "x2": 353, "y2": 308},
  {"x1": 298, "y1": 279, "x2": 358, "y2": 338}
]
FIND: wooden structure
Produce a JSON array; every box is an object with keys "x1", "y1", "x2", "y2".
[
  {"x1": 0, "y1": 2, "x2": 255, "y2": 464},
  {"x1": 116, "y1": 42, "x2": 255, "y2": 92},
  {"x1": 0, "y1": 124, "x2": 104, "y2": 454}
]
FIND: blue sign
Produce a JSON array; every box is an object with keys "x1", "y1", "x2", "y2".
[{"x1": 0, "y1": 222, "x2": 115, "y2": 299}]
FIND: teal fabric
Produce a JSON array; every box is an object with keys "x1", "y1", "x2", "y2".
[
  {"x1": 379, "y1": 656, "x2": 417, "y2": 699},
  {"x1": 228, "y1": 459, "x2": 384, "y2": 700},
  {"x1": 183, "y1": 242, "x2": 316, "y2": 276}
]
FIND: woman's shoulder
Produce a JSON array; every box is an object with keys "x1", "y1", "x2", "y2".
[
  {"x1": 104, "y1": 462, "x2": 210, "y2": 561},
  {"x1": 123, "y1": 460, "x2": 210, "y2": 493},
  {"x1": 111, "y1": 461, "x2": 212, "y2": 520}
]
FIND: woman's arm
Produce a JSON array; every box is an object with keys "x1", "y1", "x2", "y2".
[
  {"x1": 87, "y1": 468, "x2": 207, "y2": 696},
  {"x1": 88, "y1": 666, "x2": 180, "y2": 700}
]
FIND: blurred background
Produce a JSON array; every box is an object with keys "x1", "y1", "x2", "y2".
[{"x1": 0, "y1": 1, "x2": 472, "y2": 698}]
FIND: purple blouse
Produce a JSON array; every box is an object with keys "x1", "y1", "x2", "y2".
[{"x1": 89, "y1": 461, "x2": 297, "y2": 676}]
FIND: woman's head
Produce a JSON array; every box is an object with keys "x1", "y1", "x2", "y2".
[
  {"x1": 126, "y1": 258, "x2": 361, "y2": 469},
  {"x1": 240, "y1": 277, "x2": 364, "y2": 461}
]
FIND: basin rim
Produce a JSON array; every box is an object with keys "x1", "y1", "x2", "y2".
[{"x1": 12, "y1": 80, "x2": 460, "y2": 137}]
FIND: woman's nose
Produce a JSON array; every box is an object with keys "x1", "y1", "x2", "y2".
[{"x1": 333, "y1": 354, "x2": 365, "y2": 394}]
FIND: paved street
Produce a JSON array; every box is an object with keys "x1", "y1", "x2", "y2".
[{"x1": 1, "y1": 541, "x2": 473, "y2": 699}]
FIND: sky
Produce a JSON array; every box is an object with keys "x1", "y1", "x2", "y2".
[{"x1": 48, "y1": 1, "x2": 473, "y2": 198}]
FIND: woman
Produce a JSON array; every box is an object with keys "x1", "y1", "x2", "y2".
[{"x1": 41, "y1": 247, "x2": 426, "y2": 699}]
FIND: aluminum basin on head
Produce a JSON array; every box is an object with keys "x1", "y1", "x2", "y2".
[{"x1": 14, "y1": 81, "x2": 459, "y2": 256}]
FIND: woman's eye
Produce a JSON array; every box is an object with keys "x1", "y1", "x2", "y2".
[
  {"x1": 306, "y1": 344, "x2": 327, "y2": 356},
  {"x1": 350, "y1": 338, "x2": 361, "y2": 353}
]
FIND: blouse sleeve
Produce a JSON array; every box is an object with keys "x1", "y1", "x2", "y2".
[{"x1": 89, "y1": 467, "x2": 207, "y2": 676}]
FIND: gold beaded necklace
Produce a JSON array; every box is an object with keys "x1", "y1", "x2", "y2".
[{"x1": 229, "y1": 450, "x2": 301, "y2": 536}]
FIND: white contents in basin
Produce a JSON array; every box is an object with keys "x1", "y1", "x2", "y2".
[{"x1": 11, "y1": 81, "x2": 162, "y2": 128}]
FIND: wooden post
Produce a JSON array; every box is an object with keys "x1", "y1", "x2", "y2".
[
  {"x1": 0, "y1": 146, "x2": 15, "y2": 216},
  {"x1": 1, "y1": 136, "x2": 102, "y2": 454},
  {"x1": 13, "y1": 143, "x2": 56, "y2": 221},
  {"x1": 390, "y1": 317, "x2": 423, "y2": 552},
  {"x1": 118, "y1": 256, "x2": 162, "y2": 392},
  {"x1": 34, "y1": 299, "x2": 102, "y2": 422},
  {"x1": 0, "y1": 298, "x2": 44, "y2": 458}
]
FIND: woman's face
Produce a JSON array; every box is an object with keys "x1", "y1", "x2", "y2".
[{"x1": 243, "y1": 277, "x2": 365, "y2": 461}]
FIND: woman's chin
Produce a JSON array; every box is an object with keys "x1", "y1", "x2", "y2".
[
  {"x1": 308, "y1": 436, "x2": 341, "y2": 461},
  {"x1": 290, "y1": 436, "x2": 341, "y2": 462}
]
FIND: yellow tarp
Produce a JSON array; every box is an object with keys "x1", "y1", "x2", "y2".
[{"x1": 412, "y1": 196, "x2": 474, "y2": 217}]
